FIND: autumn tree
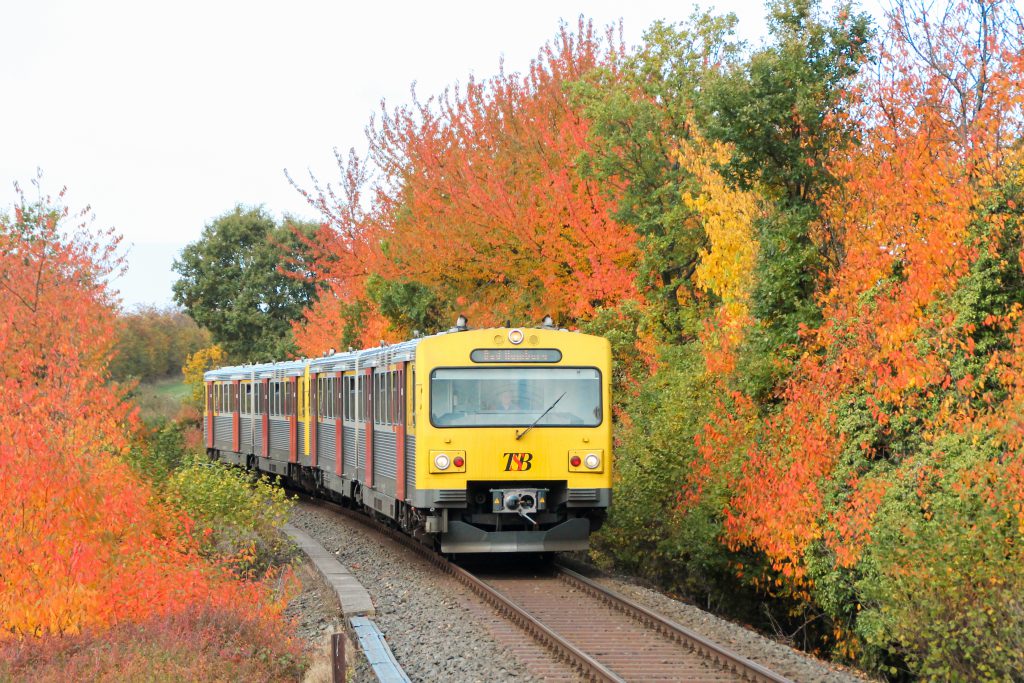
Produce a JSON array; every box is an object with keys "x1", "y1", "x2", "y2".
[
  {"x1": 292, "y1": 21, "x2": 639, "y2": 352},
  {"x1": 701, "y1": 0, "x2": 873, "y2": 400},
  {"x1": 712, "y1": 0, "x2": 1024, "y2": 675},
  {"x1": 110, "y1": 306, "x2": 211, "y2": 382},
  {"x1": 572, "y1": 10, "x2": 744, "y2": 341},
  {"x1": 173, "y1": 206, "x2": 319, "y2": 362},
  {"x1": 0, "y1": 178, "x2": 301, "y2": 678}
]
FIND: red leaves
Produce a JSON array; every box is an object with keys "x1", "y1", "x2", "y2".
[
  {"x1": 293, "y1": 20, "x2": 638, "y2": 351},
  {"x1": 0, "y1": 187, "x2": 289, "y2": 641}
]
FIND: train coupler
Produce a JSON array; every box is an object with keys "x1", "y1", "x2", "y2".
[{"x1": 491, "y1": 488, "x2": 547, "y2": 525}]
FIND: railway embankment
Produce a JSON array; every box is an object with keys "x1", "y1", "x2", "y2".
[{"x1": 285, "y1": 502, "x2": 873, "y2": 682}]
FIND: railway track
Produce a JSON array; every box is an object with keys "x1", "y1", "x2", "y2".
[{"x1": 305, "y1": 498, "x2": 792, "y2": 682}]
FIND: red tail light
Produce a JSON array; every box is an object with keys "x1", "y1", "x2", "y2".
[
  {"x1": 570, "y1": 455, "x2": 582, "y2": 467},
  {"x1": 453, "y1": 455, "x2": 465, "y2": 468}
]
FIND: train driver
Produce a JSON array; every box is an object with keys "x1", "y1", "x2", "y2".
[{"x1": 497, "y1": 387, "x2": 521, "y2": 411}]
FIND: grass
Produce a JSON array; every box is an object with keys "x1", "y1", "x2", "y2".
[
  {"x1": 131, "y1": 376, "x2": 192, "y2": 424},
  {"x1": 0, "y1": 606, "x2": 307, "y2": 682}
]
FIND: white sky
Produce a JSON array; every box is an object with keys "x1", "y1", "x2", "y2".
[{"x1": 0, "y1": 0, "x2": 883, "y2": 310}]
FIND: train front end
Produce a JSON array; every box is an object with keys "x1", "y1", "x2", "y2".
[{"x1": 411, "y1": 325, "x2": 612, "y2": 553}]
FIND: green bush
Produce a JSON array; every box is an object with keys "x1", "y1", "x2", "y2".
[
  {"x1": 123, "y1": 420, "x2": 191, "y2": 486},
  {"x1": 852, "y1": 433, "x2": 1024, "y2": 681},
  {"x1": 165, "y1": 458, "x2": 296, "y2": 575}
]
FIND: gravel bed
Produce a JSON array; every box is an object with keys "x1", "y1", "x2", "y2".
[
  {"x1": 288, "y1": 502, "x2": 873, "y2": 682},
  {"x1": 559, "y1": 557, "x2": 874, "y2": 683},
  {"x1": 289, "y1": 503, "x2": 558, "y2": 683}
]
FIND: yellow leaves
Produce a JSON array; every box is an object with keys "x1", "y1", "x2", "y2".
[
  {"x1": 183, "y1": 345, "x2": 226, "y2": 407},
  {"x1": 672, "y1": 134, "x2": 761, "y2": 327}
]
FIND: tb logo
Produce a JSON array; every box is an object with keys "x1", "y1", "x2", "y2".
[{"x1": 503, "y1": 452, "x2": 533, "y2": 471}]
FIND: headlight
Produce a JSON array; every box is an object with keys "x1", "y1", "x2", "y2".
[
  {"x1": 430, "y1": 450, "x2": 466, "y2": 473},
  {"x1": 508, "y1": 329, "x2": 524, "y2": 345},
  {"x1": 568, "y1": 449, "x2": 604, "y2": 472}
]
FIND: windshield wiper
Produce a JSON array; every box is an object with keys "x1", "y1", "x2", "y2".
[{"x1": 515, "y1": 392, "x2": 566, "y2": 441}]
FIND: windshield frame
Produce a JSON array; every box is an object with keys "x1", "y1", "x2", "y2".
[{"x1": 428, "y1": 365, "x2": 604, "y2": 429}]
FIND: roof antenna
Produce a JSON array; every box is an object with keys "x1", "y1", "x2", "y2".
[
  {"x1": 453, "y1": 314, "x2": 469, "y2": 332},
  {"x1": 541, "y1": 315, "x2": 556, "y2": 329}
]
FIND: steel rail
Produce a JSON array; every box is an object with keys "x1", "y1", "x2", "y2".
[{"x1": 554, "y1": 565, "x2": 794, "y2": 683}]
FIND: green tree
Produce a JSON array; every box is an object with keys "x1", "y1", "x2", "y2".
[
  {"x1": 573, "y1": 10, "x2": 743, "y2": 341},
  {"x1": 699, "y1": 0, "x2": 874, "y2": 400},
  {"x1": 172, "y1": 206, "x2": 318, "y2": 362}
]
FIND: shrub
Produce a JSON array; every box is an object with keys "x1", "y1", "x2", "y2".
[
  {"x1": 123, "y1": 420, "x2": 191, "y2": 487},
  {"x1": 165, "y1": 458, "x2": 297, "y2": 575},
  {"x1": 853, "y1": 435, "x2": 1024, "y2": 681}
]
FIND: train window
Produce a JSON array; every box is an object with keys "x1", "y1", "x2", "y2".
[
  {"x1": 317, "y1": 376, "x2": 331, "y2": 419},
  {"x1": 217, "y1": 383, "x2": 232, "y2": 414},
  {"x1": 376, "y1": 373, "x2": 383, "y2": 425},
  {"x1": 327, "y1": 376, "x2": 334, "y2": 419},
  {"x1": 356, "y1": 374, "x2": 365, "y2": 422},
  {"x1": 392, "y1": 371, "x2": 398, "y2": 424},
  {"x1": 324, "y1": 377, "x2": 335, "y2": 420},
  {"x1": 385, "y1": 371, "x2": 392, "y2": 425},
  {"x1": 336, "y1": 376, "x2": 343, "y2": 419},
  {"x1": 316, "y1": 377, "x2": 323, "y2": 418},
  {"x1": 390, "y1": 371, "x2": 400, "y2": 424},
  {"x1": 270, "y1": 380, "x2": 284, "y2": 417},
  {"x1": 328, "y1": 377, "x2": 335, "y2": 419},
  {"x1": 343, "y1": 375, "x2": 353, "y2": 421},
  {"x1": 429, "y1": 367, "x2": 602, "y2": 428},
  {"x1": 241, "y1": 382, "x2": 253, "y2": 415}
]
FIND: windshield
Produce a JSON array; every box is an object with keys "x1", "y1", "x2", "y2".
[{"x1": 430, "y1": 367, "x2": 602, "y2": 427}]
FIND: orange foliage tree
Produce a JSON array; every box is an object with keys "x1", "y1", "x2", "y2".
[
  {"x1": 705, "y1": 0, "x2": 1024, "y2": 671},
  {"x1": 0, "y1": 179, "x2": 294, "y2": 648},
  {"x1": 292, "y1": 21, "x2": 638, "y2": 352}
]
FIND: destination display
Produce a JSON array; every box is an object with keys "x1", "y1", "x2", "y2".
[{"x1": 470, "y1": 348, "x2": 562, "y2": 363}]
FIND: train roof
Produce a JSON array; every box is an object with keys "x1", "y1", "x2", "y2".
[
  {"x1": 204, "y1": 336, "x2": 423, "y2": 381},
  {"x1": 203, "y1": 321, "x2": 591, "y2": 381}
]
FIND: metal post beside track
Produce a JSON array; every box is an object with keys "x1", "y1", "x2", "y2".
[{"x1": 332, "y1": 632, "x2": 346, "y2": 683}]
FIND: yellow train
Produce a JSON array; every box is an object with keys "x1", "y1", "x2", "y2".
[{"x1": 204, "y1": 317, "x2": 612, "y2": 553}]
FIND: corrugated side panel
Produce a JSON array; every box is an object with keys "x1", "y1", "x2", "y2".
[
  {"x1": 343, "y1": 425, "x2": 357, "y2": 476},
  {"x1": 317, "y1": 422, "x2": 336, "y2": 474},
  {"x1": 374, "y1": 430, "x2": 397, "y2": 480},
  {"x1": 269, "y1": 419, "x2": 290, "y2": 458},
  {"x1": 240, "y1": 419, "x2": 253, "y2": 455},
  {"x1": 355, "y1": 427, "x2": 364, "y2": 482},
  {"x1": 203, "y1": 415, "x2": 209, "y2": 443},
  {"x1": 405, "y1": 435, "x2": 416, "y2": 496},
  {"x1": 214, "y1": 416, "x2": 233, "y2": 451},
  {"x1": 254, "y1": 421, "x2": 264, "y2": 456},
  {"x1": 297, "y1": 424, "x2": 306, "y2": 460}
]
